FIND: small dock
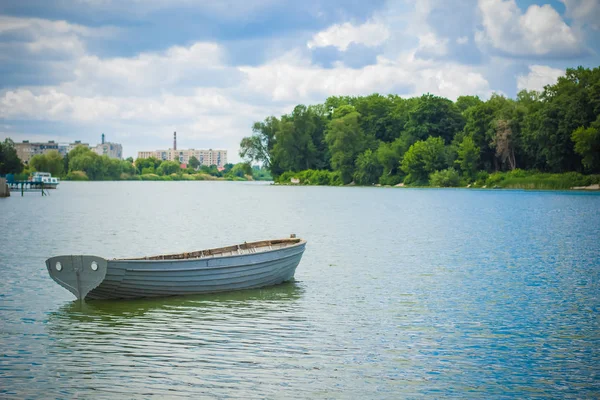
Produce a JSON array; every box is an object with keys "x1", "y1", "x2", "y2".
[{"x1": 7, "y1": 181, "x2": 51, "y2": 196}]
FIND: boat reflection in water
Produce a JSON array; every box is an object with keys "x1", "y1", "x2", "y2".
[
  {"x1": 43, "y1": 281, "x2": 317, "y2": 397},
  {"x1": 50, "y1": 280, "x2": 304, "y2": 322}
]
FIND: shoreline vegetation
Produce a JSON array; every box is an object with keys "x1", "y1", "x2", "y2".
[
  {"x1": 273, "y1": 169, "x2": 600, "y2": 190},
  {"x1": 239, "y1": 66, "x2": 600, "y2": 191},
  {"x1": 0, "y1": 141, "x2": 272, "y2": 182},
  {"x1": 2, "y1": 67, "x2": 599, "y2": 191}
]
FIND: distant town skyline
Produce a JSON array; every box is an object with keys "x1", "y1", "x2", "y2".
[
  {"x1": 13, "y1": 134, "x2": 123, "y2": 163},
  {"x1": 1, "y1": 1, "x2": 599, "y2": 162}
]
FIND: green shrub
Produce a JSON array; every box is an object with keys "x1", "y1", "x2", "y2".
[
  {"x1": 329, "y1": 171, "x2": 343, "y2": 186},
  {"x1": 485, "y1": 172, "x2": 505, "y2": 187},
  {"x1": 473, "y1": 171, "x2": 489, "y2": 187},
  {"x1": 379, "y1": 173, "x2": 403, "y2": 186},
  {"x1": 140, "y1": 173, "x2": 163, "y2": 181},
  {"x1": 506, "y1": 168, "x2": 528, "y2": 178},
  {"x1": 277, "y1": 171, "x2": 298, "y2": 184},
  {"x1": 179, "y1": 174, "x2": 196, "y2": 181},
  {"x1": 429, "y1": 168, "x2": 461, "y2": 187},
  {"x1": 482, "y1": 171, "x2": 599, "y2": 190},
  {"x1": 403, "y1": 173, "x2": 428, "y2": 186},
  {"x1": 311, "y1": 170, "x2": 332, "y2": 185},
  {"x1": 66, "y1": 170, "x2": 89, "y2": 181}
]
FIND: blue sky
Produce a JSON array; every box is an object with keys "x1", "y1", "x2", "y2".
[{"x1": 0, "y1": 0, "x2": 599, "y2": 160}]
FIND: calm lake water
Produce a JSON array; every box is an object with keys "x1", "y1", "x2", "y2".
[{"x1": 1, "y1": 182, "x2": 599, "y2": 398}]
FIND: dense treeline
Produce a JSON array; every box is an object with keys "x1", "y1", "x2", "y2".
[
  {"x1": 240, "y1": 66, "x2": 600, "y2": 187},
  {"x1": 0, "y1": 142, "x2": 271, "y2": 181}
]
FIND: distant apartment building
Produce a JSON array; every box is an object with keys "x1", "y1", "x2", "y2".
[
  {"x1": 14, "y1": 133, "x2": 122, "y2": 163},
  {"x1": 92, "y1": 134, "x2": 123, "y2": 159},
  {"x1": 61, "y1": 141, "x2": 90, "y2": 156},
  {"x1": 137, "y1": 132, "x2": 227, "y2": 168},
  {"x1": 137, "y1": 148, "x2": 228, "y2": 167},
  {"x1": 15, "y1": 140, "x2": 88, "y2": 164}
]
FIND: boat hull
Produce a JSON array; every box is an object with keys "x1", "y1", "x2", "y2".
[{"x1": 46, "y1": 239, "x2": 306, "y2": 300}]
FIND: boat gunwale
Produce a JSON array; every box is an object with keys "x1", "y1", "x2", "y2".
[{"x1": 114, "y1": 238, "x2": 306, "y2": 263}]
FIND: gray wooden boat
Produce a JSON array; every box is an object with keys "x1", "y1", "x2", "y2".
[{"x1": 46, "y1": 236, "x2": 306, "y2": 300}]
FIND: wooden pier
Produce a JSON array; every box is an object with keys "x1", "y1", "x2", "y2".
[{"x1": 7, "y1": 181, "x2": 51, "y2": 196}]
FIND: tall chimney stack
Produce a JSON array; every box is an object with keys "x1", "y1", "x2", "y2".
[
  {"x1": 174, "y1": 131, "x2": 177, "y2": 150},
  {"x1": 101, "y1": 133, "x2": 105, "y2": 144}
]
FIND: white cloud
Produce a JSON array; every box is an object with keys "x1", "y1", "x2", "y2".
[
  {"x1": 561, "y1": 0, "x2": 600, "y2": 30},
  {"x1": 0, "y1": 88, "x2": 254, "y2": 124},
  {"x1": 307, "y1": 20, "x2": 390, "y2": 51},
  {"x1": 240, "y1": 50, "x2": 491, "y2": 102},
  {"x1": 68, "y1": 42, "x2": 229, "y2": 96},
  {"x1": 517, "y1": 65, "x2": 564, "y2": 92},
  {"x1": 475, "y1": 0, "x2": 582, "y2": 56},
  {"x1": 0, "y1": 9, "x2": 496, "y2": 161},
  {"x1": 0, "y1": 16, "x2": 117, "y2": 58},
  {"x1": 4, "y1": 3, "x2": 591, "y2": 161},
  {"x1": 416, "y1": 32, "x2": 449, "y2": 57},
  {"x1": 1, "y1": 40, "x2": 492, "y2": 127},
  {"x1": 0, "y1": 16, "x2": 92, "y2": 35}
]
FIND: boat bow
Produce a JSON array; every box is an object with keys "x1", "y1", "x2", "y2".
[{"x1": 46, "y1": 255, "x2": 107, "y2": 300}]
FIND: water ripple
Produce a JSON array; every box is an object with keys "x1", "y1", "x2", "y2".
[{"x1": 1, "y1": 183, "x2": 599, "y2": 398}]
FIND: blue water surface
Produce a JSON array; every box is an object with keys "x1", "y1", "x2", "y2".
[{"x1": 0, "y1": 182, "x2": 599, "y2": 398}]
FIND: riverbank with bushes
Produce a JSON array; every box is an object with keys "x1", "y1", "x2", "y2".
[
  {"x1": 1, "y1": 139, "x2": 271, "y2": 182},
  {"x1": 275, "y1": 169, "x2": 600, "y2": 191},
  {"x1": 239, "y1": 66, "x2": 600, "y2": 190}
]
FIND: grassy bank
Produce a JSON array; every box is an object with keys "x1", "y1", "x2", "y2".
[
  {"x1": 275, "y1": 169, "x2": 600, "y2": 190},
  {"x1": 64, "y1": 171, "x2": 256, "y2": 182},
  {"x1": 475, "y1": 170, "x2": 600, "y2": 190}
]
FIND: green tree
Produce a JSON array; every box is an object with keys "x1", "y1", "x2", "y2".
[
  {"x1": 325, "y1": 106, "x2": 368, "y2": 184},
  {"x1": 188, "y1": 156, "x2": 200, "y2": 169},
  {"x1": 492, "y1": 119, "x2": 517, "y2": 171},
  {"x1": 251, "y1": 165, "x2": 273, "y2": 181},
  {"x1": 0, "y1": 138, "x2": 24, "y2": 175},
  {"x1": 121, "y1": 159, "x2": 136, "y2": 176},
  {"x1": 68, "y1": 146, "x2": 107, "y2": 180},
  {"x1": 63, "y1": 152, "x2": 70, "y2": 176},
  {"x1": 354, "y1": 94, "x2": 396, "y2": 142},
  {"x1": 572, "y1": 117, "x2": 600, "y2": 172},
  {"x1": 455, "y1": 95, "x2": 483, "y2": 113},
  {"x1": 228, "y1": 163, "x2": 252, "y2": 178},
  {"x1": 156, "y1": 161, "x2": 181, "y2": 175},
  {"x1": 270, "y1": 105, "x2": 328, "y2": 173},
  {"x1": 461, "y1": 94, "x2": 517, "y2": 172},
  {"x1": 135, "y1": 157, "x2": 161, "y2": 174},
  {"x1": 401, "y1": 136, "x2": 447, "y2": 184},
  {"x1": 324, "y1": 95, "x2": 354, "y2": 116},
  {"x1": 69, "y1": 145, "x2": 92, "y2": 159},
  {"x1": 429, "y1": 168, "x2": 461, "y2": 187},
  {"x1": 455, "y1": 136, "x2": 480, "y2": 180},
  {"x1": 521, "y1": 66, "x2": 599, "y2": 172},
  {"x1": 376, "y1": 138, "x2": 404, "y2": 179},
  {"x1": 30, "y1": 150, "x2": 64, "y2": 177},
  {"x1": 239, "y1": 116, "x2": 279, "y2": 171},
  {"x1": 272, "y1": 117, "x2": 315, "y2": 172},
  {"x1": 354, "y1": 149, "x2": 383, "y2": 185},
  {"x1": 403, "y1": 94, "x2": 465, "y2": 145}
]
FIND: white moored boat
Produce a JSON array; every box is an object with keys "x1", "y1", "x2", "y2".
[
  {"x1": 31, "y1": 172, "x2": 60, "y2": 188},
  {"x1": 46, "y1": 236, "x2": 307, "y2": 300}
]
